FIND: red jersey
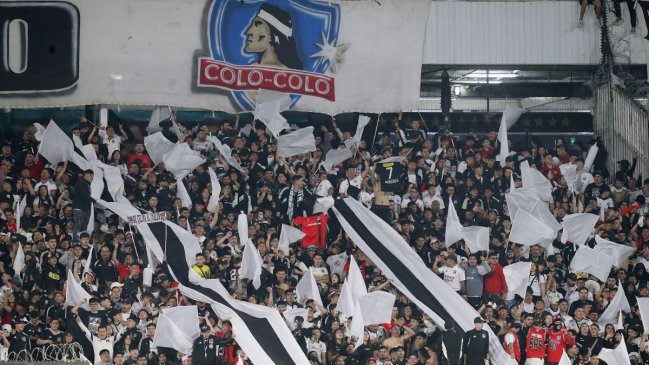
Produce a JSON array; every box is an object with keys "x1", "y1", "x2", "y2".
[
  {"x1": 216, "y1": 331, "x2": 237, "y2": 364},
  {"x1": 293, "y1": 214, "x2": 327, "y2": 250},
  {"x1": 547, "y1": 328, "x2": 575, "y2": 363},
  {"x1": 126, "y1": 153, "x2": 153, "y2": 169},
  {"x1": 526, "y1": 327, "x2": 547, "y2": 359},
  {"x1": 502, "y1": 330, "x2": 521, "y2": 362}
]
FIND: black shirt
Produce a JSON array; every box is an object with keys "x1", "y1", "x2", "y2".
[
  {"x1": 73, "y1": 179, "x2": 93, "y2": 211},
  {"x1": 39, "y1": 329, "x2": 65, "y2": 346}
]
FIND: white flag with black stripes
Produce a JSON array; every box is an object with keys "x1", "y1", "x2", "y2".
[{"x1": 332, "y1": 198, "x2": 517, "y2": 365}]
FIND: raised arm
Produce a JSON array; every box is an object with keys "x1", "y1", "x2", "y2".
[{"x1": 76, "y1": 316, "x2": 93, "y2": 341}]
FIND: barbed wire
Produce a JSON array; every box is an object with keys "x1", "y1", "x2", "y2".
[
  {"x1": 597, "y1": 0, "x2": 649, "y2": 99},
  {"x1": 4, "y1": 343, "x2": 87, "y2": 363}
]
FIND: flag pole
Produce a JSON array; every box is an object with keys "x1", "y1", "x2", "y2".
[{"x1": 370, "y1": 113, "x2": 382, "y2": 153}]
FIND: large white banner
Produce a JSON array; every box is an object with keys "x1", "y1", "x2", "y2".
[{"x1": 0, "y1": 0, "x2": 429, "y2": 114}]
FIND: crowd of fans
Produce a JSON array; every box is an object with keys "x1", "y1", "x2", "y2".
[{"x1": 0, "y1": 114, "x2": 647, "y2": 365}]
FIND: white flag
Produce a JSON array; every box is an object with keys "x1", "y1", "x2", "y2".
[
  {"x1": 348, "y1": 284, "x2": 394, "y2": 350},
  {"x1": 583, "y1": 144, "x2": 599, "y2": 173},
  {"x1": 558, "y1": 350, "x2": 572, "y2": 365},
  {"x1": 496, "y1": 105, "x2": 524, "y2": 165},
  {"x1": 598, "y1": 336, "x2": 631, "y2": 365},
  {"x1": 176, "y1": 177, "x2": 192, "y2": 209},
  {"x1": 207, "y1": 167, "x2": 221, "y2": 213},
  {"x1": 599, "y1": 281, "x2": 631, "y2": 326},
  {"x1": 99, "y1": 162, "x2": 127, "y2": 202},
  {"x1": 594, "y1": 236, "x2": 635, "y2": 268},
  {"x1": 283, "y1": 308, "x2": 309, "y2": 331},
  {"x1": 445, "y1": 199, "x2": 464, "y2": 247},
  {"x1": 460, "y1": 226, "x2": 490, "y2": 253},
  {"x1": 208, "y1": 136, "x2": 246, "y2": 175},
  {"x1": 560, "y1": 213, "x2": 599, "y2": 245},
  {"x1": 531, "y1": 200, "x2": 562, "y2": 235},
  {"x1": 509, "y1": 173, "x2": 516, "y2": 192},
  {"x1": 13, "y1": 242, "x2": 25, "y2": 278},
  {"x1": 295, "y1": 268, "x2": 323, "y2": 306},
  {"x1": 278, "y1": 224, "x2": 305, "y2": 256},
  {"x1": 277, "y1": 127, "x2": 316, "y2": 158},
  {"x1": 239, "y1": 240, "x2": 262, "y2": 289},
  {"x1": 358, "y1": 291, "x2": 395, "y2": 325},
  {"x1": 313, "y1": 196, "x2": 335, "y2": 215},
  {"x1": 79, "y1": 144, "x2": 97, "y2": 162},
  {"x1": 350, "y1": 299, "x2": 365, "y2": 350},
  {"x1": 87, "y1": 202, "x2": 95, "y2": 234},
  {"x1": 337, "y1": 256, "x2": 367, "y2": 316},
  {"x1": 83, "y1": 245, "x2": 94, "y2": 279},
  {"x1": 38, "y1": 120, "x2": 74, "y2": 165},
  {"x1": 636, "y1": 297, "x2": 649, "y2": 334},
  {"x1": 504, "y1": 261, "x2": 532, "y2": 300},
  {"x1": 560, "y1": 164, "x2": 578, "y2": 193},
  {"x1": 144, "y1": 132, "x2": 176, "y2": 166},
  {"x1": 153, "y1": 305, "x2": 200, "y2": 355},
  {"x1": 146, "y1": 106, "x2": 173, "y2": 134},
  {"x1": 509, "y1": 209, "x2": 554, "y2": 246},
  {"x1": 570, "y1": 245, "x2": 614, "y2": 281},
  {"x1": 520, "y1": 160, "x2": 552, "y2": 202},
  {"x1": 345, "y1": 115, "x2": 371, "y2": 150},
  {"x1": 505, "y1": 188, "x2": 540, "y2": 220},
  {"x1": 238, "y1": 213, "x2": 249, "y2": 247},
  {"x1": 65, "y1": 270, "x2": 92, "y2": 308},
  {"x1": 162, "y1": 143, "x2": 204, "y2": 179},
  {"x1": 320, "y1": 147, "x2": 353, "y2": 174},
  {"x1": 33, "y1": 123, "x2": 46, "y2": 142},
  {"x1": 254, "y1": 90, "x2": 291, "y2": 138},
  {"x1": 15, "y1": 196, "x2": 27, "y2": 232}
]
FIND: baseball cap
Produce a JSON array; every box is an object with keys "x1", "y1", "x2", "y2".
[
  {"x1": 110, "y1": 282, "x2": 124, "y2": 290},
  {"x1": 474, "y1": 317, "x2": 485, "y2": 324}
]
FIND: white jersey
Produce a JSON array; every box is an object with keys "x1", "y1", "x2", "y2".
[{"x1": 438, "y1": 266, "x2": 465, "y2": 291}]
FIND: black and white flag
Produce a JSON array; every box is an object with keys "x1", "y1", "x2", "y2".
[
  {"x1": 332, "y1": 198, "x2": 516, "y2": 365},
  {"x1": 136, "y1": 219, "x2": 309, "y2": 365}
]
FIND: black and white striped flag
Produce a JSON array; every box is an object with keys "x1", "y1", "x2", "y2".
[
  {"x1": 138, "y1": 219, "x2": 309, "y2": 365},
  {"x1": 332, "y1": 198, "x2": 516, "y2": 365}
]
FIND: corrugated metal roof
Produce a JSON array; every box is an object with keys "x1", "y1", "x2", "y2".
[{"x1": 424, "y1": 1, "x2": 647, "y2": 65}]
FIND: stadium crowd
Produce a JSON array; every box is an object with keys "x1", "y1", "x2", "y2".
[{"x1": 0, "y1": 114, "x2": 647, "y2": 365}]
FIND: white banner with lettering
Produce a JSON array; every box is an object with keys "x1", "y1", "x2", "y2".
[{"x1": 0, "y1": 0, "x2": 429, "y2": 114}]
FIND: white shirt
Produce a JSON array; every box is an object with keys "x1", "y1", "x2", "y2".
[
  {"x1": 192, "y1": 140, "x2": 214, "y2": 153},
  {"x1": 305, "y1": 338, "x2": 326, "y2": 360},
  {"x1": 438, "y1": 265, "x2": 465, "y2": 291},
  {"x1": 527, "y1": 274, "x2": 547, "y2": 297},
  {"x1": 310, "y1": 266, "x2": 329, "y2": 278},
  {"x1": 339, "y1": 175, "x2": 362, "y2": 195},
  {"x1": 98, "y1": 130, "x2": 122, "y2": 158},
  {"x1": 78, "y1": 320, "x2": 125, "y2": 365},
  {"x1": 400, "y1": 197, "x2": 424, "y2": 210},
  {"x1": 35, "y1": 180, "x2": 58, "y2": 194},
  {"x1": 326, "y1": 253, "x2": 348, "y2": 277},
  {"x1": 423, "y1": 194, "x2": 444, "y2": 209}
]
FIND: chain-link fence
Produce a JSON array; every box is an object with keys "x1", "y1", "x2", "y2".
[{"x1": 1, "y1": 343, "x2": 88, "y2": 363}]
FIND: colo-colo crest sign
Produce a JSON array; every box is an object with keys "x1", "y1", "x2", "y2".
[{"x1": 197, "y1": 0, "x2": 344, "y2": 110}]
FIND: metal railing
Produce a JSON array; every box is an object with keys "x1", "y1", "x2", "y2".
[
  {"x1": 2, "y1": 343, "x2": 87, "y2": 363},
  {"x1": 593, "y1": 83, "x2": 649, "y2": 182}
]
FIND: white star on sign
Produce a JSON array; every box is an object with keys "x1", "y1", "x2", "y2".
[{"x1": 311, "y1": 32, "x2": 348, "y2": 74}]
